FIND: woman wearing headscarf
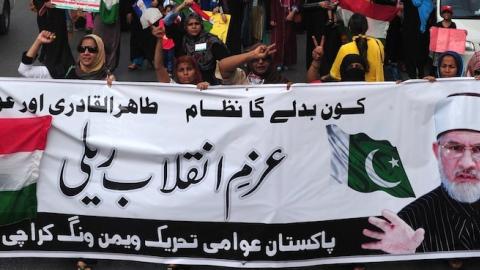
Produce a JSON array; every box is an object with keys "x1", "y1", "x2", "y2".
[
  {"x1": 330, "y1": 13, "x2": 384, "y2": 82},
  {"x1": 339, "y1": 54, "x2": 367, "y2": 82},
  {"x1": 307, "y1": 36, "x2": 366, "y2": 82},
  {"x1": 423, "y1": 51, "x2": 463, "y2": 81},
  {"x1": 164, "y1": 4, "x2": 230, "y2": 85},
  {"x1": 152, "y1": 23, "x2": 210, "y2": 90},
  {"x1": 180, "y1": 13, "x2": 230, "y2": 85},
  {"x1": 217, "y1": 43, "x2": 291, "y2": 85},
  {"x1": 19, "y1": 31, "x2": 113, "y2": 82}
]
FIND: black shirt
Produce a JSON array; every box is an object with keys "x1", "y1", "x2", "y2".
[{"x1": 399, "y1": 185, "x2": 480, "y2": 252}]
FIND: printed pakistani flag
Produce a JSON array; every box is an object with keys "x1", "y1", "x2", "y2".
[
  {"x1": 99, "y1": 0, "x2": 120, "y2": 24},
  {"x1": 0, "y1": 116, "x2": 52, "y2": 225},
  {"x1": 326, "y1": 124, "x2": 415, "y2": 198},
  {"x1": 173, "y1": 0, "x2": 213, "y2": 33},
  {"x1": 339, "y1": 0, "x2": 398, "y2": 39}
]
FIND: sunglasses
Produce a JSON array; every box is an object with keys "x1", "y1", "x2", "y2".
[
  {"x1": 77, "y1": 45, "x2": 98, "y2": 53},
  {"x1": 474, "y1": 70, "x2": 480, "y2": 76}
]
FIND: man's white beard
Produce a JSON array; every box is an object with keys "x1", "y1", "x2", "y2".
[{"x1": 439, "y1": 162, "x2": 480, "y2": 203}]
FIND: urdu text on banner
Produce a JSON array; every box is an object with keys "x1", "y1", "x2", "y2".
[{"x1": 0, "y1": 78, "x2": 479, "y2": 267}]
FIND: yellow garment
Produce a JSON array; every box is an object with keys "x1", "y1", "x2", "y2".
[
  {"x1": 330, "y1": 36, "x2": 385, "y2": 82},
  {"x1": 205, "y1": 11, "x2": 231, "y2": 44}
]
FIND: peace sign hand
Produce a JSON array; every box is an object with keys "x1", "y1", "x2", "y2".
[{"x1": 311, "y1": 35, "x2": 325, "y2": 62}]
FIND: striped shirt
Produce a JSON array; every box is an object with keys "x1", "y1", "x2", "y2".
[{"x1": 398, "y1": 185, "x2": 480, "y2": 252}]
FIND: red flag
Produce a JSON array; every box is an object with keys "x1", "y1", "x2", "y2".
[{"x1": 339, "y1": 0, "x2": 398, "y2": 22}]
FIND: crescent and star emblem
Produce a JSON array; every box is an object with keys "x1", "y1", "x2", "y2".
[{"x1": 365, "y1": 149, "x2": 401, "y2": 189}]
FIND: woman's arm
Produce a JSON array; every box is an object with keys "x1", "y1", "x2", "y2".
[
  {"x1": 218, "y1": 44, "x2": 276, "y2": 79},
  {"x1": 306, "y1": 35, "x2": 325, "y2": 82},
  {"x1": 18, "y1": 30, "x2": 55, "y2": 79},
  {"x1": 151, "y1": 25, "x2": 171, "y2": 83}
]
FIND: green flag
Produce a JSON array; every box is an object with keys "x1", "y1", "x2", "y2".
[
  {"x1": 99, "y1": 0, "x2": 119, "y2": 24},
  {"x1": 327, "y1": 124, "x2": 415, "y2": 198},
  {"x1": 172, "y1": 0, "x2": 213, "y2": 32}
]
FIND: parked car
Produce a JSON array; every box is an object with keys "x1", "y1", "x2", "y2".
[{"x1": 0, "y1": 0, "x2": 13, "y2": 34}]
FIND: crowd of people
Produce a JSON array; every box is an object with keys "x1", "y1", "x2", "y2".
[
  {"x1": 20, "y1": 0, "x2": 480, "y2": 89},
  {"x1": 12, "y1": 1, "x2": 480, "y2": 270}
]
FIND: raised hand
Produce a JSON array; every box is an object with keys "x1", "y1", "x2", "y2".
[
  {"x1": 250, "y1": 43, "x2": 277, "y2": 60},
  {"x1": 183, "y1": 0, "x2": 194, "y2": 6},
  {"x1": 36, "y1": 30, "x2": 56, "y2": 44},
  {"x1": 311, "y1": 35, "x2": 325, "y2": 62},
  {"x1": 362, "y1": 210, "x2": 424, "y2": 254}
]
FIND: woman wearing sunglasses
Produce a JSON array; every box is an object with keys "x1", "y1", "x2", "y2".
[{"x1": 18, "y1": 30, "x2": 114, "y2": 83}]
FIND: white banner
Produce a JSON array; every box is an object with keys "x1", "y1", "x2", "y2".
[{"x1": 0, "y1": 78, "x2": 479, "y2": 267}]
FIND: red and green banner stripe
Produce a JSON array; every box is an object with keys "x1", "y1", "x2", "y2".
[{"x1": 0, "y1": 115, "x2": 52, "y2": 226}]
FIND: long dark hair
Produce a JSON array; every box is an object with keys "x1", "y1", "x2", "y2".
[{"x1": 348, "y1": 14, "x2": 369, "y2": 72}]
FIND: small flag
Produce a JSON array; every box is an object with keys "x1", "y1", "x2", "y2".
[
  {"x1": 205, "y1": 11, "x2": 231, "y2": 43},
  {"x1": 339, "y1": 0, "x2": 398, "y2": 21},
  {"x1": 133, "y1": 0, "x2": 163, "y2": 29},
  {"x1": 173, "y1": 0, "x2": 213, "y2": 32},
  {"x1": 339, "y1": 0, "x2": 399, "y2": 39},
  {"x1": 99, "y1": 0, "x2": 120, "y2": 24},
  {"x1": 0, "y1": 116, "x2": 52, "y2": 226},
  {"x1": 327, "y1": 124, "x2": 415, "y2": 198}
]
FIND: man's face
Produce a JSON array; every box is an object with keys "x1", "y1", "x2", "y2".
[{"x1": 433, "y1": 130, "x2": 480, "y2": 202}]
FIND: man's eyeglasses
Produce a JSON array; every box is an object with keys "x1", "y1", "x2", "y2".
[
  {"x1": 77, "y1": 45, "x2": 98, "y2": 54},
  {"x1": 440, "y1": 143, "x2": 480, "y2": 160}
]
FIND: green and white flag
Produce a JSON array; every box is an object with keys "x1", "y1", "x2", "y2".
[
  {"x1": 0, "y1": 116, "x2": 52, "y2": 226},
  {"x1": 99, "y1": 0, "x2": 119, "y2": 24},
  {"x1": 326, "y1": 124, "x2": 415, "y2": 198}
]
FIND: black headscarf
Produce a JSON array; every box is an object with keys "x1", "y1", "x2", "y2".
[
  {"x1": 340, "y1": 54, "x2": 367, "y2": 82},
  {"x1": 182, "y1": 13, "x2": 223, "y2": 72}
]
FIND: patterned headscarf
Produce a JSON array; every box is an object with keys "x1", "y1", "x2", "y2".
[{"x1": 467, "y1": 52, "x2": 480, "y2": 77}]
